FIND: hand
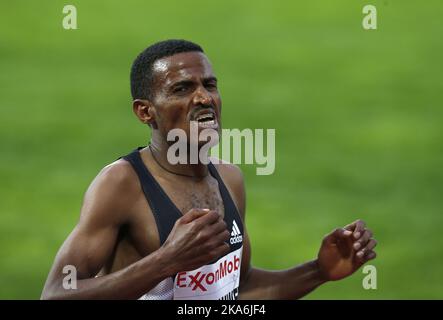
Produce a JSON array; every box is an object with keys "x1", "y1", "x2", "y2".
[
  {"x1": 317, "y1": 219, "x2": 377, "y2": 281},
  {"x1": 160, "y1": 208, "x2": 230, "y2": 274}
]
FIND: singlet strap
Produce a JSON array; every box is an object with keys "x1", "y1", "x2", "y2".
[
  {"x1": 122, "y1": 147, "x2": 244, "y2": 247},
  {"x1": 207, "y1": 162, "x2": 244, "y2": 238},
  {"x1": 122, "y1": 148, "x2": 182, "y2": 245}
]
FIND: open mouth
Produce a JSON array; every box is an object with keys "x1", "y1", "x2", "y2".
[{"x1": 195, "y1": 113, "x2": 216, "y2": 125}]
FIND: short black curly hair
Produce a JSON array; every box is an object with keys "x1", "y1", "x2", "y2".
[{"x1": 130, "y1": 39, "x2": 204, "y2": 100}]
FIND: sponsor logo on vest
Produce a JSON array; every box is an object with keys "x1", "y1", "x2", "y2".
[
  {"x1": 230, "y1": 220, "x2": 243, "y2": 244},
  {"x1": 176, "y1": 254, "x2": 241, "y2": 292}
]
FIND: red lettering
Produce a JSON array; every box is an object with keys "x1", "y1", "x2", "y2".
[
  {"x1": 220, "y1": 261, "x2": 227, "y2": 278},
  {"x1": 206, "y1": 272, "x2": 215, "y2": 285},
  {"x1": 176, "y1": 252, "x2": 242, "y2": 293},
  {"x1": 176, "y1": 272, "x2": 187, "y2": 288},
  {"x1": 228, "y1": 261, "x2": 233, "y2": 273},
  {"x1": 234, "y1": 255, "x2": 240, "y2": 270},
  {"x1": 189, "y1": 272, "x2": 207, "y2": 291}
]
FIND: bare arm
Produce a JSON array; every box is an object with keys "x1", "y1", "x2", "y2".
[
  {"x1": 217, "y1": 162, "x2": 377, "y2": 300},
  {"x1": 239, "y1": 261, "x2": 326, "y2": 300},
  {"x1": 41, "y1": 162, "x2": 175, "y2": 299},
  {"x1": 42, "y1": 160, "x2": 231, "y2": 300},
  {"x1": 238, "y1": 221, "x2": 326, "y2": 299}
]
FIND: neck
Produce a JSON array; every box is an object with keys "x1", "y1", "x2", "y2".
[{"x1": 149, "y1": 135, "x2": 209, "y2": 179}]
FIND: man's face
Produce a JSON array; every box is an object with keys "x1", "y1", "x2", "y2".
[{"x1": 150, "y1": 51, "x2": 222, "y2": 144}]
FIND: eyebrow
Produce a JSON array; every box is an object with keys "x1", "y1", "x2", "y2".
[
  {"x1": 203, "y1": 76, "x2": 218, "y2": 83},
  {"x1": 170, "y1": 76, "x2": 218, "y2": 88}
]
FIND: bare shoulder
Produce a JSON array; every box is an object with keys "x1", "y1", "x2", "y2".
[
  {"x1": 209, "y1": 157, "x2": 246, "y2": 217},
  {"x1": 92, "y1": 158, "x2": 138, "y2": 192},
  {"x1": 79, "y1": 158, "x2": 141, "y2": 227}
]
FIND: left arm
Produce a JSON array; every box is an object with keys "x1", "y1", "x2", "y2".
[
  {"x1": 238, "y1": 229, "x2": 327, "y2": 300},
  {"x1": 238, "y1": 221, "x2": 377, "y2": 299},
  {"x1": 216, "y1": 161, "x2": 377, "y2": 300}
]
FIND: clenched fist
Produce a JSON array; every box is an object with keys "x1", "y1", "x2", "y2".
[{"x1": 160, "y1": 208, "x2": 230, "y2": 274}]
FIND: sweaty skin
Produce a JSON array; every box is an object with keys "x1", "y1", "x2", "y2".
[{"x1": 41, "y1": 51, "x2": 377, "y2": 300}]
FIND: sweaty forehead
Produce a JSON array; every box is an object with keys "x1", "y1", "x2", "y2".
[{"x1": 152, "y1": 51, "x2": 214, "y2": 86}]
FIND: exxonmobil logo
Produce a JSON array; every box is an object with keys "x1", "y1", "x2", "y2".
[{"x1": 176, "y1": 254, "x2": 240, "y2": 292}]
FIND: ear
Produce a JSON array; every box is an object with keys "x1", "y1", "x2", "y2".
[{"x1": 132, "y1": 99, "x2": 158, "y2": 129}]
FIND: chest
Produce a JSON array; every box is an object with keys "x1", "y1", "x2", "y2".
[
  {"x1": 114, "y1": 175, "x2": 226, "y2": 261},
  {"x1": 170, "y1": 178, "x2": 225, "y2": 218}
]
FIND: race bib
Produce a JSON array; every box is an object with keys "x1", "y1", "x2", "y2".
[{"x1": 173, "y1": 247, "x2": 243, "y2": 300}]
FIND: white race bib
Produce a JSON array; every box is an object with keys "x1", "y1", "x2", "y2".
[{"x1": 173, "y1": 247, "x2": 243, "y2": 300}]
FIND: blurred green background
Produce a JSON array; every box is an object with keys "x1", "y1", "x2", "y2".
[{"x1": 1, "y1": 0, "x2": 442, "y2": 299}]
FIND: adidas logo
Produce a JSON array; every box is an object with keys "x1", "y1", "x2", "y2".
[{"x1": 230, "y1": 220, "x2": 243, "y2": 245}]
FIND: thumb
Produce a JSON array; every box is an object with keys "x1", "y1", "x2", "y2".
[{"x1": 323, "y1": 228, "x2": 353, "y2": 245}]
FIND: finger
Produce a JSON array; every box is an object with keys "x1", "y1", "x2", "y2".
[
  {"x1": 364, "y1": 238, "x2": 377, "y2": 251},
  {"x1": 353, "y1": 229, "x2": 373, "y2": 251},
  {"x1": 204, "y1": 241, "x2": 231, "y2": 262},
  {"x1": 210, "y1": 220, "x2": 228, "y2": 234},
  {"x1": 194, "y1": 210, "x2": 220, "y2": 227},
  {"x1": 199, "y1": 230, "x2": 230, "y2": 252},
  {"x1": 213, "y1": 242, "x2": 231, "y2": 258},
  {"x1": 344, "y1": 219, "x2": 366, "y2": 240},
  {"x1": 362, "y1": 238, "x2": 377, "y2": 253},
  {"x1": 211, "y1": 229, "x2": 231, "y2": 246},
  {"x1": 364, "y1": 251, "x2": 377, "y2": 261},
  {"x1": 355, "y1": 239, "x2": 377, "y2": 260},
  {"x1": 181, "y1": 208, "x2": 211, "y2": 224},
  {"x1": 200, "y1": 220, "x2": 228, "y2": 242}
]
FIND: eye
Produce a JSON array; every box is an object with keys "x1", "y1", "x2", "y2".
[
  {"x1": 205, "y1": 82, "x2": 218, "y2": 91},
  {"x1": 173, "y1": 86, "x2": 188, "y2": 93}
]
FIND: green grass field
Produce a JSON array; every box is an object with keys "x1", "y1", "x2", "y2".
[{"x1": 1, "y1": 0, "x2": 442, "y2": 299}]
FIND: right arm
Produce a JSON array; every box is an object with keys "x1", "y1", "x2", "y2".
[
  {"x1": 41, "y1": 162, "x2": 230, "y2": 300},
  {"x1": 41, "y1": 162, "x2": 173, "y2": 299}
]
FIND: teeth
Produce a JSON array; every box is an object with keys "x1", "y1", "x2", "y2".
[
  {"x1": 196, "y1": 113, "x2": 214, "y2": 121},
  {"x1": 199, "y1": 119, "x2": 216, "y2": 127},
  {"x1": 197, "y1": 113, "x2": 212, "y2": 120}
]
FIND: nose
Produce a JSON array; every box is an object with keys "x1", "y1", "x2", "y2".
[{"x1": 192, "y1": 86, "x2": 213, "y2": 107}]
